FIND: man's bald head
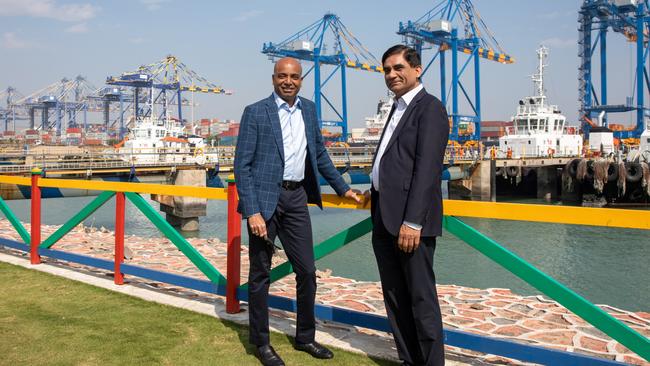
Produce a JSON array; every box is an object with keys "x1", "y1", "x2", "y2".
[
  {"x1": 272, "y1": 57, "x2": 303, "y2": 106},
  {"x1": 274, "y1": 57, "x2": 302, "y2": 75}
]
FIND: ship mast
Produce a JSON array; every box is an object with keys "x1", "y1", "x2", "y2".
[{"x1": 532, "y1": 45, "x2": 549, "y2": 106}]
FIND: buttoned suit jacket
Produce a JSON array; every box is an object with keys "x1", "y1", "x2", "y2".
[
  {"x1": 234, "y1": 94, "x2": 349, "y2": 220},
  {"x1": 371, "y1": 88, "x2": 449, "y2": 237}
]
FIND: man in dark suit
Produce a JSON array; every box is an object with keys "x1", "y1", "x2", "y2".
[
  {"x1": 234, "y1": 57, "x2": 360, "y2": 366},
  {"x1": 368, "y1": 45, "x2": 449, "y2": 365}
]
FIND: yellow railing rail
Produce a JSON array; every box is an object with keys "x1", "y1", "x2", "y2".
[{"x1": 0, "y1": 175, "x2": 648, "y2": 230}]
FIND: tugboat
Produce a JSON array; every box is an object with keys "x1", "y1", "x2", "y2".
[
  {"x1": 114, "y1": 114, "x2": 217, "y2": 165},
  {"x1": 499, "y1": 46, "x2": 582, "y2": 158}
]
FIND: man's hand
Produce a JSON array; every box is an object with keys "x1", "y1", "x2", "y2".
[
  {"x1": 344, "y1": 189, "x2": 361, "y2": 203},
  {"x1": 361, "y1": 190, "x2": 371, "y2": 208},
  {"x1": 398, "y1": 224, "x2": 421, "y2": 253},
  {"x1": 248, "y1": 213, "x2": 267, "y2": 238}
]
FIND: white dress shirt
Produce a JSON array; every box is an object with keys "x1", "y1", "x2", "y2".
[
  {"x1": 274, "y1": 92, "x2": 307, "y2": 181},
  {"x1": 371, "y1": 83, "x2": 424, "y2": 230}
]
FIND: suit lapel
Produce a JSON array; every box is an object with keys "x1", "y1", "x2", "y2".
[
  {"x1": 371, "y1": 103, "x2": 397, "y2": 168},
  {"x1": 265, "y1": 94, "x2": 285, "y2": 161},
  {"x1": 300, "y1": 98, "x2": 315, "y2": 150},
  {"x1": 383, "y1": 88, "x2": 426, "y2": 154}
]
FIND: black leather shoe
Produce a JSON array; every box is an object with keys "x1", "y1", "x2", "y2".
[
  {"x1": 254, "y1": 345, "x2": 285, "y2": 366},
  {"x1": 294, "y1": 341, "x2": 334, "y2": 359}
]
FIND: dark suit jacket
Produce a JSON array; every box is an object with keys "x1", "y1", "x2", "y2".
[
  {"x1": 372, "y1": 88, "x2": 449, "y2": 237},
  {"x1": 234, "y1": 94, "x2": 350, "y2": 220}
]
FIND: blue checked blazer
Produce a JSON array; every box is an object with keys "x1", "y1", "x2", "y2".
[{"x1": 234, "y1": 94, "x2": 350, "y2": 220}]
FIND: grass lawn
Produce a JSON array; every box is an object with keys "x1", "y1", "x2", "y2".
[{"x1": 0, "y1": 261, "x2": 396, "y2": 366}]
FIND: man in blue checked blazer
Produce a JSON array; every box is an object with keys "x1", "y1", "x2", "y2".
[{"x1": 234, "y1": 57, "x2": 360, "y2": 366}]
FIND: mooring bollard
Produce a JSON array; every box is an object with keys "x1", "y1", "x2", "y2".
[
  {"x1": 114, "y1": 192, "x2": 125, "y2": 285},
  {"x1": 226, "y1": 176, "x2": 241, "y2": 313},
  {"x1": 30, "y1": 167, "x2": 42, "y2": 265}
]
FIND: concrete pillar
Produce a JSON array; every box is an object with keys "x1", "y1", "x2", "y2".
[
  {"x1": 448, "y1": 160, "x2": 495, "y2": 201},
  {"x1": 536, "y1": 166, "x2": 558, "y2": 201},
  {"x1": 470, "y1": 160, "x2": 496, "y2": 201},
  {"x1": 152, "y1": 169, "x2": 207, "y2": 231},
  {"x1": 561, "y1": 167, "x2": 581, "y2": 204}
]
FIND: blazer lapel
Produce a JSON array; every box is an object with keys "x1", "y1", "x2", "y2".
[
  {"x1": 265, "y1": 95, "x2": 285, "y2": 161},
  {"x1": 371, "y1": 103, "x2": 397, "y2": 168},
  {"x1": 383, "y1": 88, "x2": 426, "y2": 154},
  {"x1": 300, "y1": 98, "x2": 315, "y2": 150}
]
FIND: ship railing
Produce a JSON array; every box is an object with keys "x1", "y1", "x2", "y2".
[
  {"x1": 0, "y1": 160, "x2": 214, "y2": 173},
  {"x1": 444, "y1": 145, "x2": 483, "y2": 163},
  {"x1": 0, "y1": 173, "x2": 647, "y2": 365}
]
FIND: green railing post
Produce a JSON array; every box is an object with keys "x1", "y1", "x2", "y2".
[{"x1": 0, "y1": 196, "x2": 30, "y2": 245}]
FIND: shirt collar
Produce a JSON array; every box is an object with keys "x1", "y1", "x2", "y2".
[
  {"x1": 273, "y1": 92, "x2": 301, "y2": 110},
  {"x1": 395, "y1": 83, "x2": 424, "y2": 107}
]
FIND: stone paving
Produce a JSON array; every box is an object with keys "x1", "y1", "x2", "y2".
[{"x1": 0, "y1": 219, "x2": 648, "y2": 365}]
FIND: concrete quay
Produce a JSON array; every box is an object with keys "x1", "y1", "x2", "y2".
[{"x1": 0, "y1": 219, "x2": 647, "y2": 365}]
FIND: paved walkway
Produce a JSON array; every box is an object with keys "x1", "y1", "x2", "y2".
[{"x1": 0, "y1": 219, "x2": 648, "y2": 365}]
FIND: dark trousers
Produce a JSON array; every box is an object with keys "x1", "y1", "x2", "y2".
[
  {"x1": 371, "y1": 191, "x2": 445, "y2": 366},
  {"x1": 247, "y1": 186, "x2": 316, "y2": 346}
]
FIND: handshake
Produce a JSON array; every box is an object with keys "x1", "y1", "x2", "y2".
[{"x1": 343, "y1": 189, "x2": 370, "y2": 208}]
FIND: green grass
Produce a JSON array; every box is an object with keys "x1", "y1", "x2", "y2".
[{"x1": 0, "y1": 262, "x2": 396, "y2": 366}]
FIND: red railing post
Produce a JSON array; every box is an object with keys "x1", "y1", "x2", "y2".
[
  {"x1": 226, "y1": 177, "x2": 241, "y2": 313},
  {"x1": 30, "y1": 168, "x2": 42, "y2": 264},
  {"x1": 114, "y1": 192, "x2": 125, "y2": 285}
]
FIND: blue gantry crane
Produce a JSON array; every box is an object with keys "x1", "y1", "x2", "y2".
[
  {"x1": 578, "y1": 0, "x2": 649, "y2": 140},
  {"x1": 13, "y1": 76, "x2": 101, "y2": 135},
  {"x1": 0, "y1": 87, "x2": 28, "y2": 132},
  {"x1": 262, "y1": 13, "x2": 383, "y2": 142},
  {"x1": 106, "y1": 55, "x2": 231, "y2": 138},
  {"x1": 397, "y1": 0, "x2": 514, "y2": 144}
]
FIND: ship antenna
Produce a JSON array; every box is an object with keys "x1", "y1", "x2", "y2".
[{"x1": 532, "y1": 45, "x2": 548, "y2": 105}]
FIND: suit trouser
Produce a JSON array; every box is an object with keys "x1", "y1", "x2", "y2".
[
  {"x1": 247, "y1": 185, "x2": 316, "y2": 346},
  {"x1": 371, "y1": 191, "x2": 445, "y2": 366}
]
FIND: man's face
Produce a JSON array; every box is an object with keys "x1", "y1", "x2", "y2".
[
  {"x1": 383, "y1": 52, "x2": 422, "y2": 98},
  {"x1": 272, "y1": 60, "x2": 302, "y2": 101}
]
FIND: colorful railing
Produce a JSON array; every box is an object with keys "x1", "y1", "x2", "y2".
[{"x1": 0, "y1": 170, "x2": 648, "y2": 365}]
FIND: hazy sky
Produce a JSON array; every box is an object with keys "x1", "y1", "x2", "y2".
[{"x1": 0, "y1": 0, "x2": 642, "y2": 130}]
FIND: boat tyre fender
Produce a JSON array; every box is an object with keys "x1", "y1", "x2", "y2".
[
  {"x1": 567, "y1": 159, "x2": 581, "y2": 179},
  {"x1": 626, "y1": 162, "x2": 643, "y2": 183},
  {"x1": 606, "y1": 162, "x2": 619, "y2": 182},
  {"x1": 584, "y1": 160, "x2": 595, "y2": 181},
  {"x1": 627, "y1": 187, "x2": 645, "y2": 202},
  {"x1": 495, "y1": 167, "x2": 505, "y2": 177},
  {"x1": 506, "y1": 166, "x2": 520, "y2": 177}
]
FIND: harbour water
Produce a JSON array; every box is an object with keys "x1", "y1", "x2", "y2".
[{"x1": 2, "y1": 185, "x2": 648, "y2": 312}]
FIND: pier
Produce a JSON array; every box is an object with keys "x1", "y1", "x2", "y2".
[{"x1": 0, "y1": 174, "x2": 647, "y2": 365}]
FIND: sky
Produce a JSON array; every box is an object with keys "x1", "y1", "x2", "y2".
[{"x1": 0, "y1": 0, "x2": 642, "y2": 131}]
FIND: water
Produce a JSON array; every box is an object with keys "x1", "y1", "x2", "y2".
[{"x1": 2, "y1": 187, "x2": 648, "y2": 312}]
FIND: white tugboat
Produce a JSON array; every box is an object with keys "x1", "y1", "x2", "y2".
[
  {"x1": 115, "y1": 114, "x2": 217, "y2": 165},
  {"x1": 499, "y1": 46, "x2": 582, "y2": 158}
]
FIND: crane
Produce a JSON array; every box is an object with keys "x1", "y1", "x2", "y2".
[
  {"x1": 578, "y1": 0, "x2": 649, "y2": 141},
  {"x1": 262, "y1": 13, "x2": 382, "y2": 142},
  {"x1": 13, "y1": 76, "x2": 100, "y2": 135},
  {"x1": 106, "y1": 55, "x2": 231, "y2": 138},
  {"x1": 0, "y1": 87, "x2": 28, "y2": 133},
  {"x1": 397, "y1": 0, "x2": 514, "y2": 143}
]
